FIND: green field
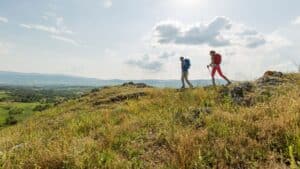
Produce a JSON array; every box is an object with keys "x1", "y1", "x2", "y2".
[
  {"x1": 0, "y1": 91, "x2": 9, "y2": 100},
  {"x1": 0, "y1": 86, "x2": 91, "y2": 127},
  {"x1": 0, "y1": 102, "x2": 40, "y2": 126}
]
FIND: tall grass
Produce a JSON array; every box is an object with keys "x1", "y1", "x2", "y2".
[{"x1": 0, "y1": 74, "x2": 300, "y2": 168}]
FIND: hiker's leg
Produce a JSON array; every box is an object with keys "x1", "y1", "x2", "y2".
[
  {"x1": 211, "y1": 67, "x2": 217, "y2": 86},
  {"x1": 184, "y1": 72, "x2": 193, "y2": 88},
  {"x1": 181, "y1": 72, "x2": 185, "y2": 88},
  {"x1": 217, "y1": 66, "x2": 231, "y2": 84}
]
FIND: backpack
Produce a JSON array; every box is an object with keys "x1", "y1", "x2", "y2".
[
  {"x1": 184, "y1": 59, "x2": 191, "y2": 70},
  {"x1": 213, "y1": 54, "x2": 222, "y2": 65}
]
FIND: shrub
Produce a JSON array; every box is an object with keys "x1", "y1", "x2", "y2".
[
  {"x1": 8, "y1": 107, "x2": 23, "y2": 115},
  {"x1": 33, "y1": 104, "x2": 51, "y2": 112},
  {"x1": 5, "y1": 115, "x2": 18, "y2": 125}
]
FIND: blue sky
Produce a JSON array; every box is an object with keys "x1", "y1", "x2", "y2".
[{"x1": 0, "y1": 0, "x2": 299, "y2": 80}]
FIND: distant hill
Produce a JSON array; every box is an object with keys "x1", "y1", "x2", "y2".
[{"x1": 0, "y1": 71, "x2": 218, "y2": 87}]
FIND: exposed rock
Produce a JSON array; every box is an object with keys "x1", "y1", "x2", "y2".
[
  {"x1": 93, "y1": 92, "x2": 147, "y2": 106},
  {"x1": 91, "y1": 88, "x2": 100, "y2": 93},
  {"x1": 257, "y1": 71, "x2": 284, "y2": 86},
  {"x1": 225, "y1": 71, "x2": 287, "y2": 106},
  {"x1": 122, "y1": 82, "x2": 135, "y2": 86},
  {"x1": 11, "y1": 143, "x2": 26, "y2": 151},
  {"x1": 240, "y1": 82, "x2": 254, "y2": 92},
  {"x1": 257, "y1": 76, "x2": 284, "y2": 86},
  {"x1": 263, "y1": 71, "x2": 283, "y2": 77},
  {"x1": 109, "y1": 92, "x2": 147, "y2": 102},
  {"x1": 231, "y1": 86, "x2": 244, "y2": 98},
  {"x1": 153, "y1": 134, "x2": 170, "y2": 148},
  {"x1": 192, "y1": 107, "x2": 212, "y2": 119},
  {"x1": 221, "y1": 82, "x2": 255, "y2": 106},
  {"x1": 122, "y1": 82, "x2": 151, "y2": 88}
]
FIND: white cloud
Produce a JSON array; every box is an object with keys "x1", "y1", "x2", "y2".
[
  {"x1": 0, "y1": 16, "x2": 8, "y2": 23},
  {"x1": 154, "y1": 17, "x2": 232, "y2": 47},
  {"x1": 21, "y1": 24, "x2": 61, "y2": 34},
  {"x1": 292, "y1": 16, "x2": 300, "y2": 25},
  {"x1": 103, "y1": 0, "x2": 112, "y2": 8},
  {"x1": 126, "y1": 55, "x2": 163, "y2": 72},
  {"x1": 134, "y1": 16, "x2": 296, "y2": 80},
  {"x1": 159, "y1": 52, "x2": 176, "y2": 59},
  {"x1": 153, "y1": 16, "x2": 267, "y2": 48},
  {"x1": 20, "y1": 16, "x2": 73, "y2": 35},
  {"x1": 20, "y1": 23, "x2": 73, "y2": 35},
  {"x1": 50, "y1": 35, "x2": 79, "y2": 46},
  {"x1": 125, "y1": 52, "x2": 176, "y2": 72}
]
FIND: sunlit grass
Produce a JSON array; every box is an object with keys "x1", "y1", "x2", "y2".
[{"x1": 0, "y1": 73, "x2": 299, "y2": 168}]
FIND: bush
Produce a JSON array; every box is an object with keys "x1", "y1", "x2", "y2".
[
  {"x1": 5, "y1": 115, "x2": 18, "y2": 125},
  {"x1": 91, "y1": 88, "x2": 100, "y2": 93},
  {"x1": 8, "y1": 107, "x2": 23, "y2": 115},
  {"x1": 33, "y1": 104, "x2": 51, "y2": 112}
]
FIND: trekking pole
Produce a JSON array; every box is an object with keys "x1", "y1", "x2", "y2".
[{"x1": 207, "y1": 65, "x2": 211, "y2": 74}]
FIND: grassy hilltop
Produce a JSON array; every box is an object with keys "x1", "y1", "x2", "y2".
[{"x1": 0, "y1": 73, "x2": 300, "y2": 169}]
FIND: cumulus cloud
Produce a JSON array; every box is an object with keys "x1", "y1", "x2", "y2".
[
  {"x1": 245, "y1": 36, "x2": 266, "y2": 48},
  {"x1": 153, "y1": 16, "x2": 267, "y2": 48},
  {"x1": 0, "y1": 16, "x2": 8, "y2": 23},
  {"x1": 126, "y1": 55, "x2": 163, "y2": 72},
  {"x1": 126, "y1": 51, "x2": 176, "y2": 72},
  {"x1": 50, "y1": 35, "x2": 79, "y2": 46},
  {"x1": 154, "y1": 17, "x2": 232, "y2": 47},
  {"x1": 103, "y1": 0, "x2": 112, "y2": 8},
  {"x1": 159, "y1": 51, "x2": 176, "y2": 59},
  {"x1": 292, "y1": 16, "x2": 300, "y2": 25}
]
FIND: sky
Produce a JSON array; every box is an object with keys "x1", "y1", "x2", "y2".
[{"x1": 0, "y1": 0, "x2": 299, "y2": 80}]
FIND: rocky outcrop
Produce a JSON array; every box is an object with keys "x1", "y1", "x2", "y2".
[
  {"x1": 229, "y1": 82, "x2": 255, "y2": 106},
  {"x1": 93, "y1": 91, "x2": 147, "y2": 106},
  {"x1": 256, "y1": 71, "x2": 284, "y2": 86},
  {"x1": 221, "y1": 71, "x2": 286, "y2": 106},
  {"x1": 122, "y1": 82, "x2": 151, "y2": 88}
]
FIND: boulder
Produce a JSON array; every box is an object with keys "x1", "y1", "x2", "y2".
[
  {"x1": 231, "y1": 86, "x2": 244, "y2": 98},
  {"x1": 263, "y1": 71, "x2": 283, "y2": 77},
  {"x1": 257, "y1": 76, "x2": 284, "y2": 86},
  {"x1": 228, "y1": 82, "x2": 255, "y2": 106},
  {"x1": 256, "y1": 71, "x2": 284, "y2": 86},
  {"x1": 240, "y1": 82, "x2": 253, "y2": 92}
]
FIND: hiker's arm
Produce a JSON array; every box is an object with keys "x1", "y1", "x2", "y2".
[{"x1": 208, "y1": 55, "x2": 214, "y2": 67}]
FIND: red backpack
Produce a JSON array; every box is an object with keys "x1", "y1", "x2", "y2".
[{"x1": 213, "y1": 54, "x2": 222, "y2": 65}]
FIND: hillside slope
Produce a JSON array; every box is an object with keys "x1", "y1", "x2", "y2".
[{"x1": 0, "y1": 73, "x2": 300, "y2": 169}]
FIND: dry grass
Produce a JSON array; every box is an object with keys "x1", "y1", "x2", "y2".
[{"x1": 0, "y1": 74, "x2": 299, "y2": 169}]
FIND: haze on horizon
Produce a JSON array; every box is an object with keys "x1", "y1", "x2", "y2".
[{"x1": 0, "y1": 0, "x2": 299, "y2": 80}]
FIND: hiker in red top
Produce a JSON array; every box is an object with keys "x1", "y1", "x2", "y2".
[{"x1": 207, "y1": 50, "x2": 231, "y2": 86}]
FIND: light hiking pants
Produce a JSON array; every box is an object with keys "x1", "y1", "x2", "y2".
[{"x1": 181, "y1": 71, "x2": 193, "y2": 88}]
